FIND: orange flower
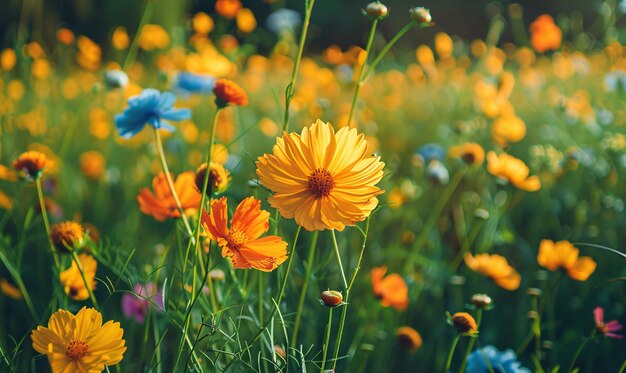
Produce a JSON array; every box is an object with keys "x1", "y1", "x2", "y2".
[
  {"x1": 464, "y1": 253, "x2": 521, "y2": 290},
  {"x1": 451, "y1": 312, "x2": 478, "y2": 334},
  {"x1": 537, "y1": 239, "x2": 596, "y2": 281},
  {"x1": 56, "y1": 28, "x2": 75, "y2": 45},
  {"x1": 13, "y1": 151, "x2": 51, "y2": 179},
  {"x1": 0, "y1": 279, "x2": 23, "y2": 299},
  {"x1": 371, "y1": 266, "x2": 409, "y2": 311},
  {"x1": 487, "y1": 151, "x2": 541, "y2": 192},
  {"x1": 79, "y1": 151, "x2": 106, "y2": 180},
  {"x1": 396, "y1": 327, "x2": 422, "y2": 352},
  {"x1": 213, "y1": 79, "x2": 248, "y2": 107},
  {"x1": 492, "y1": 115, "x2": 526, "y2": 146},
  {"x1": 530, "y1": 15, "x2": 562, "y2": 53},
  {"x1": 215, "y1": 0, "x2": 242, "y2": 19},
  {"x1": 137, "y1": 172, "x2": 201, "y2": 222},
  {"x1": 448, "y1": 143, "x2": 485, "y2": 166},
  {"x1": 50, "y1": 221, "x2": 85, "y2": 254},
  {"x1": 201, "y1": 197, "x2": 288, "y2": 271},
  {"x1": 138, "y1": 24, "x2": 170, "y2": 51}
]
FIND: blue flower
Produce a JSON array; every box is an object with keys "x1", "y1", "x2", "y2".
[
  {"x1": 266, "y1": 9, "x2": 301, "y2": 34},
  {"x1": 114, "y1": 88, "x2": 191, "y2": 139},
  {"x1": 417, "y1": 143, "x2": 445, "y2": 163},
  {"x1": 172, "y1": 72, "x2": 215, "y2": 96},
  {"x1": 465, "y1": 346, "x2": 530, "y2": 373}
]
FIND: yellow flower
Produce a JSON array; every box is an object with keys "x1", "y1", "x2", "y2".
[
  {"x1": 193, "y1": 12, "x2": 214, "y2": 34},
  {"x1": 79, "y1": 151, "x2": 106, "y2": 180},
  {"x1": 138, "y1": 24, "x2": 170, "y2": 51},
  {"x1": 0, "y1": 278, "x2": 23, "y2": 299},
  {"x1": 487, "y1": 151, "x2": 541, "y2": 192},
  {"x1": 396, "y1": 327, "x2": 422, "y2": 352},
  {"x1": 256, "y1": 120, "x2": 385, "y2": 231},
  {"x1": 492, "y1": 115, "x2": 526, "y2": 146},
  {"x1": 111, "y1": 27, "x2": 130, "y2": 50},
  {"x1": 451, "y1": 312, "x2": 478, "y2": 335},
  {"x1": 236, "y1": 8, "x2": 257, "y2": 33},
  {"x1": 464, "y1": 253, "x2": 521, "y2": 290},
  {"x1": 194, "y1": 162, "x2": 230, "y2": 195},
  {"x1": 13, "y1": 150, "x2": 51, "y2": 180},
  {"x1": 448, "y1": 143, "x2": 485, "y2": 166},
  {"x1": 31, "y1": 307, "x2": 126, "y2": 372},
  {"x1": 31, "y1": 59, "x2": 51, "y2": 79},
  {"x1": 59, "y1": 254, "x2": 97, "y2": 300},
  {"x1": 50, "y1": 221, "x2": 85, "y2": 253},
  {"x1": 0, "y1": 191, "x2": 12, "y2": 210},
  {"x1": 537, "y1": 239, "x2": 596, "y2": 281},
  {"x1": 1, "y1": 48, "x2": 17, "y2": 71}
]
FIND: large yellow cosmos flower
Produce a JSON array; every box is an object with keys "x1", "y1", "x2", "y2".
[
  {"x1": 31, "y1": 307, "x2": 126, "y2": 372},
  {"x1": 256, "y1": 120, "x2": 384, "y2": 231}
]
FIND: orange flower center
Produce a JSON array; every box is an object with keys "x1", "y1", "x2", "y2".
[
  {"x1": 66, "y1": 340, "x2": 89, "y2": 360},
  {"x1": 308, "y1": 168, "x2": 335, "y2": 198},
  {"x1": 228, "y1": 229, "x2": 248, "y2": 249}
]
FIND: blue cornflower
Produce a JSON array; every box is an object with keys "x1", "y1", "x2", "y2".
[
  {"x1": 114, "y1": 88, "x2": 191, "y2": 139},
  {"x1": 465, "y1": 346, "x2": 530, "y2": 373},
  {"x1": 172, "y1": 72, "x2": 215, "y2": 96},
  {"x1": 417, "y1": 143, "x2": 445, "y2": 163},
  {"x1": 266, "y1": 9, "x2": 301, "y2": 34}
]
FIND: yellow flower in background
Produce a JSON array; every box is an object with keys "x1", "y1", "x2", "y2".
[
  {"x1": 537, "y1": 239, "x2": 596, "y2": 281},
  {"x1": 25, "y1": 42, "x2": 45, "y2": 59},
  {"x1": 193, "y1": 12, "x2": 214, "y2": 35},
  {"x1": 0, "y1": 191, "x2": 12, "y2": 210},
  {"x1": 31, "y1": 59, "x2": 51, "y2": 79},
  {"x1": 1, "y1": 48, "x2": 17, "y2": 71},
  {"x1": 112, "y1": 27, "x2": 130, "y2": 50},
  {"x1": 59, "y1": 254, "x2": 97, "y2": 300},
  {"x1": 434, "y1": 32, "x2": 453, "y2": 59},
  {"x1": 448, "y1": 143, "x2": 485, "y2": 166},
  {"x1": 236, "y1": 8, "x2": 257, "y2": 33},
  {"x1": 492, "y1": 115, "x2": 526, "y2": 146},
  {"x1": 396, "y1": 327, "x2": 422, "y2": 352},
  {"x1": 79, "y1": 151, "x2": 106, "y2": 180},
  {"x1": 138, "y1": 24, "x2": 170, "y2": 51},
  {"x1": 464, "y1": 253, "x2": 521, "y2": 290},
  {"x1": 7, "y1": 79, "x2": 25, "y2": 101},
  {"x1": 194, "y1": 162, "x2": 230, "y2": 195},
  {"x1": 50, "y1": 221, "x2": 85, "y2": 254},
  {"x1": 487, "y1": 151, "x2": 541, "y2": 192},
  {"x1": 256, "y1": 120, "x2": 385, "y2": 231},
  {"x1": 0, "y1": 164, "x2": 18, "y2": 182},
  {"x1": 31, "y1": 307, "x2": 126, "y2": 372},
  {"x1": 13, "y1": 150, "x2": 51, "y2": 180},
  {"x1": 0, "y1": 278, "x2": 22, "y2": 299},
  {"x1": 76, "y1": 36, "x2": 102, "y2": 71}
]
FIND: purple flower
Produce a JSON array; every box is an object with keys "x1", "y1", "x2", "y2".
[{"x1": 122, "y1": 283, "x2": 164, "y2": 323}]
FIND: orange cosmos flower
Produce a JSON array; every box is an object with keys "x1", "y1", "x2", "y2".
[
  {"x1": 213, "y1": 79, "x2": 248, "y2": 107},
  {"x1": 464, "y1": 253, "x2": 521, "y2": 290},
  {"x1": 451, "y1": 312, "x2": 478, "y2": 335},
  {"x1": 396, "y1": 327, "x2": 422, "y2": 352},
  {"x1": 137, "y1": 172, "x2": 201, "y2": 221},
  {"x1": 50, "y1": 221, "x2": 85, "y2": 253},
  {"x1": 201, "y1": 197, "x2": 288, "y2": 271},
  {"x1": 371, "y1": 266, "x2": 409, "y2": 311},
  {"x1": 537, "y1": 239, "x2": 596, "y2": 281},
  {"x1": 256, "y1": 120, "x2": 385, "y2": 231},
  {"x1": 530, "y1": 15, "x2": 562, "y2": 53},
  {"x1": 492, "y1": 115, "x2": 526, "y2": 146},
  {"x1": 13, "y1": 150, "x2": 51, "y2": 179},
  {"x1": 487, "y1": 151, "x2": 541, "y2": 192},
  {"x1": 448, "y1": 143, "x2": 485, "y2": 166},
  {"x1": 215, "y1": 0, "x2": 242, "y2": 19}
]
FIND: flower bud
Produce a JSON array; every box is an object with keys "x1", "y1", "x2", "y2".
[
  {"x1": 451, "y1": 312, "x2": 478, "y2": 334},
  {"x1": 321, "y1": 290, "x2": 343, "y2": 307},
  {"x1": 471, "y1": 293, "x2": 492, "y2": 308},
  {"x1": 409, "y1": 7, "x2": 432, "y2": 24},
  {"x1": 363, "y1": 2, "x2": 389, "y2": 19},
  {"x1": 526, "y1": 288, "x2": 542, "y2": 297},
  {"x1": 50, "y1": 221, "x2": 85, "y2": 253}
]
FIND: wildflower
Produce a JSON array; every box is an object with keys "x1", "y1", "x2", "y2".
[
  {"x1": 464, "y1": 253, "x2": 521, "y2": 291},
  {"x1": 449, "y1": 143, "x2": 485, "y2": 166},
  {"x1": 79, "y1": 151, "x2": 106, "y2": 180},
  {"x1": 492, "y1": 115, "x2": 526, "y2": 146},
  {"x1": 13, "y1": 150, "x2": 51, "y2": 180},
  {"x1": 201, "y1": 197, "x2": 288, "y2": 271},
  {"x1": 31, "y1": 59, "x2": 51, "y2": 79},
  {"x1": 111, "y1": 27, "x2": 130, "y2": 50},
  {"x1": 173, "y1": 72, "x2": 216, "y2": 95},
  {"x1": 31, "y1": 307, "x2": 126, "y2": 372},
  {"x1": 137, "y1": 172, "x2": 201, "y2": 222},
  {"x1": 59, "y1": 254, "x2": 97, "y2": 300},
  {"x1": 465, "y1": 345, "x2": 531, "y2": 373},
  {"x1": 236, "y1": 8, "x2": 257, "y2": 33},
  {"x1": 121, "y1": 283, "x2": 164, "y2": 324},
  {"x1": 56, "y1": 28, "x2": 75, "y2": 45},
  {"x1": 451, "y1": 312, "x2": 478, "y2": 335},
  {"x1": 435, "y1": 32, "x2": 453, "y2": 59},
  {"x1": 416, "y1": 143, "x2": 445, "y2": 163},
  {"x1": 0, "y1": 191, "x2": 12, "y2": 210},
  {"x1": 486, "y1": 152, "x2": 541, "y2": 192},
  {"x1": 530, "y1": 15, "x2": 562, "y2": 53},
  {"x1": 363, "y1": 2, "x2": 389, "y2": 19},
  {"x1": 1, "y1": 48, "x2": 16, "y2": 71},
  {"x1": 76, "y1": 36, "x2": 101, "y2": 71},
  {"x1": 593, "y1": 307, "x2": 623, "y2": 339},
  {"x1": 0, "y1": 279, "x2": 23, "y2": 299},
  {"x1": 537, "y1": 240, "x2": 596, "y2": 281},
  {"x1": 256, "y1": 120, "x2": 384, "y2": 231},
  {"x1": 114, "y1": 88, "x2": 191, "y2": 139},
  {"x1": 321, "y1": 290, "x2": 343, "y2": 307},
  {"x1": 138, "y1": 24, "x2": 170, "y2": 51},
  {"x1": 50, "y1": 221, "x2": 85, "y2": 253},
  {"x1": 104, "y1": 70, "x2": 129, "y2": 89},
  {"x1": 409, "y1": 7, "x2": 432, "y2": 24},
  {"x1": 213, "y1": 79, "x2": 248, "y2": 107},
  {"x1": 215, "y1": 0, "x2": 242, "y2": 19},
  {"x1": 371, "y1": 266, "x2": 409, "y2": 311},
  {"x1": 193, "y1": 12, "x2": 214, "y2": 34},
  {"x1": 266, "y1": 9, "x2": 301, "y2": 34},
  {"x1": 194, "y1": 162, "x2": 230, "y2": 195},
  {"x1": 396, "y1": 327, "x2": 422, "y2": 352},
  {"x1": 426, "y1": 160, "x2": 450, "y2": 185},
  {"x1": 471, "y1": 294, "x2": 492, "y2": 309}
]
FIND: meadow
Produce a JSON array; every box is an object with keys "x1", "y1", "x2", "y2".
[{"x1": 0, "y1": 0, "x2": 625, "y2": 372}]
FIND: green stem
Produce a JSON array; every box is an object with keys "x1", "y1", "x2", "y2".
[
  {"x1": 346, "y1": 19, "x2": 379, "y2": 128},
  {"x1": 566, "y1": 328, "x2": 596, "y2": 373},
  {"x1": 291, "y1": 230, "x2": 318, "y2": 349},
  {"x1": 445, "y1": 335, "x2": 461, "y2": 373},
  {"x1": 153, "y1": 128, "x2": 194, "y2": 240},
  {"x1": 618, "y1": 358, "x2": 626, "y2": 373},
  {"x1": 320, "y1": 307, "x2": 333, "y2": 373},
  {"x1": 36, "y1": 177, "x2": 59, "y2": 269},
  {"x1": 330, "y1": 230, "x2": 348, "y2": 289},
  {"x1": 283, "y1": 0, "x2": 315, "y2": 131},
  {"x1": 450, "y1": 220, "x2": 483, "y2": 271},
  {"x1": 364, "y1": 22, "x2": 418, "y2": 80},
  {"x1": 70, "y1": 251, "x2": 99, "y2": 309},
  {"x1": 258, "y1": 272, "x2": 264, "y2": 325},
  {"x1": 459, "y1": 309, "x2": 483, "y2": 373},
  {"x1": 123, "y1": 1, "x2": 156, "y2": 70}
]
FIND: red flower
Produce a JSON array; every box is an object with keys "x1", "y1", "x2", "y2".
[
  {"x1": 594, "y1": 307, "x2": 623, "y2": 339},
  {"x1": 213, "y1": 79, "x2": 248, "y2": 107}
]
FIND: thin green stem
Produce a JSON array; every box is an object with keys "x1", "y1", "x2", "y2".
[
  {"x1": 566, "y1": 328, "x2": 596, "y2": 373},
  {"x1": 320, "y1": 307, "x2": 333, "y2": 373},
  {"x1": 459, "y1": 309, "x2": 483, "y2": 373},
  {"x1": 445, "y1": 335, "x2": 461, "y2": 373},
  {"x1": 618, "y1": 358, "x2": 626, "y2": 373},
  {"x1": 258, "y1": 272, "x2": 264, "y2": 325},
  {"x1": 70, "y1": 251, "x2": 99, "y2": 309},
  {"x1": 123, "y1": 1, "x2": 156, "y2": 70},
  {"x1": 36, "y1": 177, "x2": 60, "y2": 269},
  {"x1": 291, "y1": 230, "x2": 318, "y2": 349},
  {"x1": 348, "y1": 218, "x2": 370, "y2": 291},
  {"x1": 346, "y1": 19, "x2": 379, "y2": 128},
  {"x1": 153, "y1": 128, "x2": 194, "y2": 240},
  {"x1": 364, "y1": 22, "x2": 418, "y2": 80},
  {"x1": 330, "y1": 230, "x2": 348, "y2": 290},
  {"x1": 450, "y1": 220, "x2": 483, "y2": 271},
  {"x1": 283, "y1": 0, "x2": 315, "y2": 131}
]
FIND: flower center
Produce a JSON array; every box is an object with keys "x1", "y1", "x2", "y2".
[
  {"x1": 66, "y1": 340, "x2": 89, "y2": 360},
  {"x1": 308, "y1": 168, "x2": 335, "y2": 198},
  {"x1": 228, "y1": 229, "x2": 248, "y2": 249},
  {"x1": 462, "y1": 152, "x2": 476, "y2": 164}
]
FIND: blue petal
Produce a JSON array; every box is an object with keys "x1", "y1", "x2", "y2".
[{"x1": 160, "y1": 108, "x2": 191, "y2": 122}]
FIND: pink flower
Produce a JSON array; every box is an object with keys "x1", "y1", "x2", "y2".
[
  {"x1": 593, "y1": 307, "x2": 623, "y2": 339},
  {"x1": 122, "y1": 283, "x2": 164, "y2": 323}
]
